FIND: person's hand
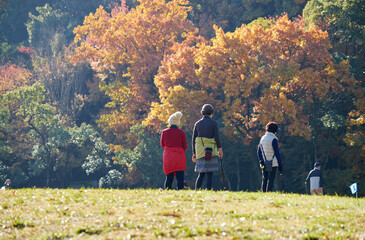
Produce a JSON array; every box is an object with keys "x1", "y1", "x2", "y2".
[
  {"x1": 260, "y1": 161, "x2": 264, "y2": 169},
  {"x1": 218, "y1": 148, "x2": 223, "y2": 159},
  {"x1": 279, "y1": 165, "x2": 283, "y2": 173},
  {"x1": 192, "y1": 153, "x2": 196, "y2": 162}
]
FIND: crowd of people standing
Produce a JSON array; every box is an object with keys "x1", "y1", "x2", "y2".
[
  {"x1": 161, "y1": 103, "x2": 323, "y2": 194},
  {"x1": 2, "y1": 103, "x2": 323, "y2": 193}
]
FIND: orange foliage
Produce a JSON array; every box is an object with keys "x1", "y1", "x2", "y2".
[
  {"x1": 17, "y1": 46, "x2": 34, "y2": 55},
  {"x1": 72, "y1": 0, "x2": 198, "y2": 144},
  {"x1": 148, "y1": 14, "x2": 359, "y2": 142},
  {"x1": 0, "y1": 63, "x2": 32, "y2": 93}
]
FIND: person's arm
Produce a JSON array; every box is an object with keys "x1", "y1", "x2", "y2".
[
  {"x1": 192, "y1": 123, "x2": 197, "y2": 154},
  {"x1": 257, "y1": 145, "x2": 264, "y2": 162},
  {"x1": 257, "y1": 145, "x2": 264, "y2": 164},
  {"x1": 272, "y1": 139, "x2": 282, "y2": 166}
]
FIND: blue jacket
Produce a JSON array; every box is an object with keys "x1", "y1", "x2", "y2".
[{"x1": 306, "y1": 168, "x2": 323, "y2": 190}]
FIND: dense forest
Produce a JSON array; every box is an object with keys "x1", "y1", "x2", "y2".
[{"x1": 0, "y1": 0, "x2": 364, "y2": 195}]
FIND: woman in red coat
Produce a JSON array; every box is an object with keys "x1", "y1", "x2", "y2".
[{"x1": 160, "y1": 111, "x2": 187, "y2": 190}]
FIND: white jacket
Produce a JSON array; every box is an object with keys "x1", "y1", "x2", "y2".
[{"x1": 259, "y1": 132, "x2": 279, "y2": 167}]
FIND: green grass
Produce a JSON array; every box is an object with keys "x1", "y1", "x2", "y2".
[{"x1": 0, "y1": 189, "x2": 364, "y2": 239}]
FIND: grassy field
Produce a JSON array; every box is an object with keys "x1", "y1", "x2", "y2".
[{"x1": 0, "y1": 189, "x2": 364, "y2": 239}]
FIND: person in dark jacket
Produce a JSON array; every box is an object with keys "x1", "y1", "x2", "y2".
[
  {"x1": 1, "y1": 179, "x2": 14, "y2": 190},
  {"x1": 192, "y1": 104, "x2": 223, "y2": 190},
  {"x1": 306, "y1": 162, "x2": 323, "y2": 195},
  {"x1": 161, "y1": 112, "x2": 187, "y2": 190},
  {"x1": 257, "y1": 122, "x2": 283, "y2": 192}
]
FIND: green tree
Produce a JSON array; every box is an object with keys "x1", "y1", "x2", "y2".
[
  {"x1": 99, "y1": 169, "x2": 124, "y2": 188},
  {"x1": 4, "y1": 83, "x2": 67, "y2": 186},
  {"x1": 2, "y1": 84, "x2": 116, "y2": 187},
  {"x1": 0, "y1": 95, "x2": 11, "y2": 182},
  {"x1": 70, "y1": 123, "x2": 112, "y2": 176},
  {"x1": 303, "y1": 0, "x2": 365, "y2": 79},
  {"x1": 69, "y1": 123, "x2": 127, "y2": 188},
  {"x1": 188, "y1": 0, "x2": 309, "y2": 35},
  {"x1": 114, "y1": 125, "x2": 164, "y2": 188},
  {"x1": 303, "y1": 0, "x2": 365, "y2": 195}
]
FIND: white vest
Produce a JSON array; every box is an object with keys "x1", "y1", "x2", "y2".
[{"x1": 259, "y1": 132, "x2": 278, "y2": 167}]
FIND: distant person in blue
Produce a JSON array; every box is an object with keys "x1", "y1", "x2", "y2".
[
  {"x1": 257, "y1": 122, "x2": 283, "y2": 192},
  {"x1": 306, "y1": 162, "x2": 323, "y2": 195}
]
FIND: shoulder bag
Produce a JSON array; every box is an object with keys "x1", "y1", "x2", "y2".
[{"x1": 198, "y1": 123, "x2": 212, "y2": 160}]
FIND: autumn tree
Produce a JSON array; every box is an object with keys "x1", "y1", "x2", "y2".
[
  {"x1": 0, "y1": 63, "x2": 32, "y2": 93},
  {"x1": 148, "y1": 15, "x2": 361, "y2": 192},
  {"x1": 73, "y1": 0, "x2": 198, "y2": 147},
  {"x1": 150, "y1": 15, "x2": 356, "y2": 138}
]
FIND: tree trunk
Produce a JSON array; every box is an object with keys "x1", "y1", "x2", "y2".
[
  {"x1": 46, "y1": 166, "x2": 50, "y2": 187},
  {"x1": 235, "y1": 154, "x2": 241, "y2": 191}
]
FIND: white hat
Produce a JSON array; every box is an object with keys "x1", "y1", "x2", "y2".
[{"x1": 168, "y1": 112, "x2": 182, "y2": 125}]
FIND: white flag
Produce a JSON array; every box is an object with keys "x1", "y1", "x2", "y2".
[{"x1": 349, "y1": 182, "x2": 357, "y2": 194}]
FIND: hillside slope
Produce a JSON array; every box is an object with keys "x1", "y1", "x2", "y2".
[{"x1": 0, "y1": 189, "x2": 364, "y2": 239}]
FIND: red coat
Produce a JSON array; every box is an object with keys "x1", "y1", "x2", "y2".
[{"x1": 160, "y1": 127, "x2": 187, "y2": 175}]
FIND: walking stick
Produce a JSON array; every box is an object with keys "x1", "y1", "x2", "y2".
[
  {"x1": 219, "y1": 157, "x2": 226, "y2": 190},
  {"x1": 305, "y1": 181, "x2": 308, "y2": 195},
  {"x1": 280, "y1": 173, "x2": 285, "y2": 193}
]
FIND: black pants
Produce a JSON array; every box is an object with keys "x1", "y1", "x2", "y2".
[
  {"x1": 261, "y1": 167, "x2": 277, "y2": 192},
  {"x1": 165, "y1": 171, "x2": 184, "y2": 190},
  {"x1": 195, "y1": 172, "x2": 213, "y2": 190}
]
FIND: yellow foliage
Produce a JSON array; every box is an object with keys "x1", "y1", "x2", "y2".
[
  {"x1": 146, "y1": 85, "x2": 214, "y2": 130},
  {"x1": 73, "y1": 5, "x2": 360, "y2": 146},
  {"x1": 148, "y1": 14, "x2": 357, "y2": 144},
  {"x1": 71, "y1": 0, "x2": 198, "y2": 145}
]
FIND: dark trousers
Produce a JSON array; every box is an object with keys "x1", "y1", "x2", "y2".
[
  {"x1": 261, "y1": 167, "x2": 278, "y2": 192},
  {"x1": 165, "y1": 171, "x2": 184, "y2": 190},
  {"x1": 195, "y1": 172, "x2": 213, "y2": 190}
]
